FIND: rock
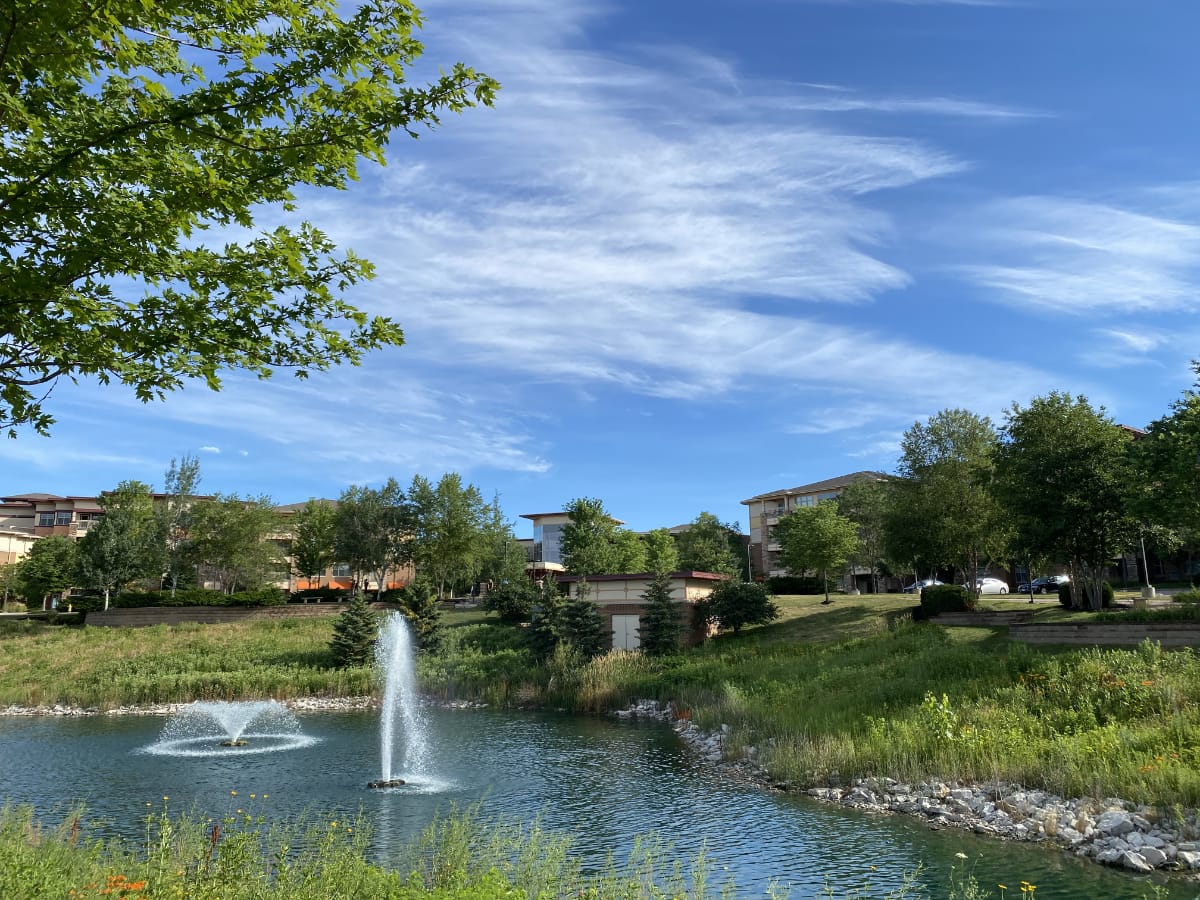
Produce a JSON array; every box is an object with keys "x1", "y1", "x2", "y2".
[
  {"x1": 1176, "y1": 850, "x2": 1200, "y2": 870},
  {"x1": 1140, "y1": 846, "x2": 1168, "y2": 868},
  {"x1": 1120, "y1": 851, "x2": 1153, "y2": 873},
  {"x1": 1096, "y1": 811, "x2": 1135, "y2": 836}
]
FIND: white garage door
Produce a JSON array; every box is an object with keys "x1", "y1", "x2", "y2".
[{"x1": 611, "y1": 614, "x2": 640, "y2": 651}]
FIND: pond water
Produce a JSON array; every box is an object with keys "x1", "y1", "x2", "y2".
[{"x1": 1, "y1": 708, "x2": 1194, "y2": 899}]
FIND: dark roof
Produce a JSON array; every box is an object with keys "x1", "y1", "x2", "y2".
[
  {"x1": 1, "y1": 493, "x2": 62, "y2": 502},
  {"x1": 741, "y1": 470, "x2": 888, "y2": 504}
]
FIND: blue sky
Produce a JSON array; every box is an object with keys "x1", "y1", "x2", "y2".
[{"x1": 5, "y1": 0, "x2": 1200, "y2": 536}]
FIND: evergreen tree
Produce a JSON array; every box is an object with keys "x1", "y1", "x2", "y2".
[
  {"x1": 638, "y1": 573, "x2": 682, "y2": 656},
  {"x1": 395, "y1": 578, "x2": 443, "y2": 651},
  {"x1": 561, "y1": 579, "x2": 610, "y2": 659},
  {"x1": 329, "y1": 594, "x2": 379, "y2": 668},
  {"x1": 527, "y1": 576, "x2": 568, "y2": 661}
]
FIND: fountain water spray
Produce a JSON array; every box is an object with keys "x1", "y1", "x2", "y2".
[
  {"x1": 146, "y1": 700, "x2": 315, "y2": 756},
  {"x1": 369, "y1": 612, "x2": 428, "y2": 789}
]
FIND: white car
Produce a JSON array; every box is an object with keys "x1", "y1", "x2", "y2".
[{"x1": 969, "y1": 577, "x2": 1009, "y2": 595}]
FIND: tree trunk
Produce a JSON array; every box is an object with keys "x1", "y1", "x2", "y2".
[
  {"x1": 103, "y1": 587, "x2": 110, "y2": 611},
  {"x1": 821, "y1": 567, "x2": 831, "y2": 604}
]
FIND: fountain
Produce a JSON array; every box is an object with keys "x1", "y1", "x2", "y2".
[
  {"x1": 145, "y1": 700, "x2": 317, "y2": 757},
  {"x1": 369, "y1": 612, "x2": 428, "y2": 789}
]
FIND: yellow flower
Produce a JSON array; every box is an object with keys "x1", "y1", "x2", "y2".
[
  {"x1": 998, "y1": 885, "x2": 1007, "y2": 891},
  {"x1": 330, "y1": 821, "x2": 338, "y2": 828},
  {"x1": 163, "y1": 796, "x2": 169, "y2": 801},
  {"x1": 230, "y1": 790, "x2": 237, "y2": 796},
  {"x1": 249, "y1": 793, "x2": 255, "y2": 798}
]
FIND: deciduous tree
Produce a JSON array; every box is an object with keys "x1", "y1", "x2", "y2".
[
  {"x1": 17, "y1": 535, "x2": 78, "y2": 610},
  {"x1": 290, "y1": 499, "x2": 337, "y2": 592},
  {"x1": 158, "y1": 454, "x2": 202, "y2": 597},
  {"x1": 676, "y1": 512, "x2": 743, "y2": 577},
  {"x1": 643, "y1": 528, "x2": 680, "y2": 576},
  {"x1": 188, "y1": 494, "x2": 281, "y2": 594},
  {"x1": 560, "y1": 497, "x2": 620, "y2": 576},
  {"x1": 993, "y1": 393, "x2": 1136, "y2": 610},
  {"x1": 334, "y1": 479, "x2": 411, "y2": 599},
  {"x1": 895, "y1": 409, "x2": 1007, "y2": 597},
  {"x1": 698, "y1": 580, "x2": 778, "y2": 636},
  {"x1": 77, "y1": 480, "x2": 159, "y2": 609},
  {"x1": 0, "y1": 0, "x2": 496, "y2": 435},
  {"x1": 776, "y1": 502, "x2": 860, "y2": 604}
]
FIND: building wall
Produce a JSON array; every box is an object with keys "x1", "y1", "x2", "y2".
[
  {"x1": 559, "y1": 572, "x2": 724, "y2": 648},
  {"x1": 0, "y1": 529, "x2": 38, "y2": 565}
]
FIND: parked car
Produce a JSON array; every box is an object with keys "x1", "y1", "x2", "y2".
[
  {"x1": 1016, "y1": 574, "x2": 1070, "y2": 594},
  {"x1": 902, "y1": 578, "x2": 944, "y2": 593},
  {"x1": 966, "y1": 577, "x2": 1009, "y2": 595}
]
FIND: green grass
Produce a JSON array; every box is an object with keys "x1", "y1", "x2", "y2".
[{"x1": 0, "y1": 802, "x2": 764, "y2": 900}]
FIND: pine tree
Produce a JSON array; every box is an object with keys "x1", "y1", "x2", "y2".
[
  {"x1": 638, "y1": 573, "x2": 682, "y2": 656},
  {"x1": 561, "y1": 579, "x2": 610, "y2": 659},
  {"x1": 527, "y1": 576, "x2": 567, "y2": 661},
  {"x1": 329, "y1": 594, "x2": 379, "y2": 667},
  {"x1": 396, "y1": 578, "x2": 443, "y2": 651}
]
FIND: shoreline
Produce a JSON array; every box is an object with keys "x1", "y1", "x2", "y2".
[
  {"x1": 7, "y1": 696, "x2": 1200, "y2": 881},
  {"x1": 617, "y1": 698, "x2": 1200, "y2": 882}
]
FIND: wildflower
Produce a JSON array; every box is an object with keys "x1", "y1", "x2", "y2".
[
  {"x1": 163, "y1": 796, "x2": 168, "y2": 801},
  {"x1": 230, "y1": 790, "x2": 237, "y2": 796},
  {"x1": 955, "y1": 852, "x2": 968, "y2": 859},
  {"x1": 330, "y1": 820, "x2": 338, "y2": 828},
  {"x1": 250, "y1": 793, "x2": 255, "y2": 798},
  {"x1": 998, "y1": 885, "x2": 1007, "y2": 891}
]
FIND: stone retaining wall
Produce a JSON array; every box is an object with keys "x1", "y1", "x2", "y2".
[
  {"x1": 931, "y1": 611, "x2": 1035, "y2": 627},
  {"x1": 1009, "y1": 623, "x2": 1200, "y2": 647}
]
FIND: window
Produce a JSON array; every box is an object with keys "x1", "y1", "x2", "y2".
[
  {"x1": 38, "y1": 512, "x2": 54, "y2": 527},
  {"x1": 330, "y1": 563, "x2": 351, "y2": 577},
  {"x1": 56, "y1": 511, "x2": 73, "y2": 526}
]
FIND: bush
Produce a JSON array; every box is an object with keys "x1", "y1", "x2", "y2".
[
  {"x1": 113, "y1": 588, "x2": 287, "y2": 608},
  {"x1": 766, "y1": 575, "x2": 835, "y2": 595},
  {"x1": 919, "y1": 583, "x2": 972, "y2": 615},
  {"x1": 480, "y1": 579, "x2": 538, "y2": 623},
  {"x1": 1172, "y1": 589, "x2": 1200, "y2": 605},
  {"x1": 291, "y1": 586, "x2": 348, "y2": 603},
  {"x1": 698, "y1": 580, "x2": 779, "y2": 635},
  {"x1": 1058, "y1": 580, "x2": 1114, "y2": 609}
]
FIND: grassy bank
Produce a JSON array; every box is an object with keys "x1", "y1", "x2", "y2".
[
  {"x1": 4, "y1": 596, "x2": 1200, "y2": 808},
  {"x1": 0, "y1": 802, "x2": 766, "y2": 900}
]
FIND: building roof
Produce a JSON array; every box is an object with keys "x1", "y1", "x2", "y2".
[
  {"x1": 520, "y1": 511, "x2": 625, "y2": 525},
  {"x1": 741, "y1": 470, "x2": 888, "y2": 505},
  {"x1": 1, "y1": 493, "x2": 63, "y2": 502}
]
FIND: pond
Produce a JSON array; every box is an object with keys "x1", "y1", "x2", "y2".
[{"x1": 0, "y1": 708, "x2": 1193, "y2": 898}]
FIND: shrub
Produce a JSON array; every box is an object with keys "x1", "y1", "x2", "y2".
[
  {"x1": 919, "y1": 583, "x2": 972, "y2": 615},
  {"x1": 391, "y1": 579, "x2": 443, "y2": 650},
  {"x1": 480, "y1": 579, "x2": 538, "y2": 623},
  {"x1": 697, "y1": 580, "x2": 779, "y2": 635},
  {"x1": 112, "y1": 588, "x2": 287, "y2": 608},
  {"x1": 291, "y1": 586, "x2": 348, "y2": 603},
  {"x1": 1059, "y1": 580, "x2": 1114, "y2": 609},
  {"x1": 765, "y1": 575, "x2": 835, "y2": 595},
  {"x1": 1172, "y1": 588, "x2": 1200, "y2": 605}
]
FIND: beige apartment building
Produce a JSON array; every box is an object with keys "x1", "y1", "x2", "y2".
[{"x1": 741, "y1": 471, "x2": 886, "y2": 580}]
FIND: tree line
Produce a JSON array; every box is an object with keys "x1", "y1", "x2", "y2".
[{"x1": 774, "y1": 378, "x2": 1200, "y2": 611}]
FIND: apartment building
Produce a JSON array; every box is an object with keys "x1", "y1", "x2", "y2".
[{"x1": 741, "y1": 471, "x2": 887, "y2": 579}]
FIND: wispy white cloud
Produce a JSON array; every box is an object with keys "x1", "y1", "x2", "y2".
[
  {"x1": 283, "y1": 0, "x2": 1045, "y2": 434},
  {"x1": 952, "y1": 196, "x2": 1200, "y2": 315},
  {"x1": 199, "y1": 445, "x2": 221, "y2": 454}
]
